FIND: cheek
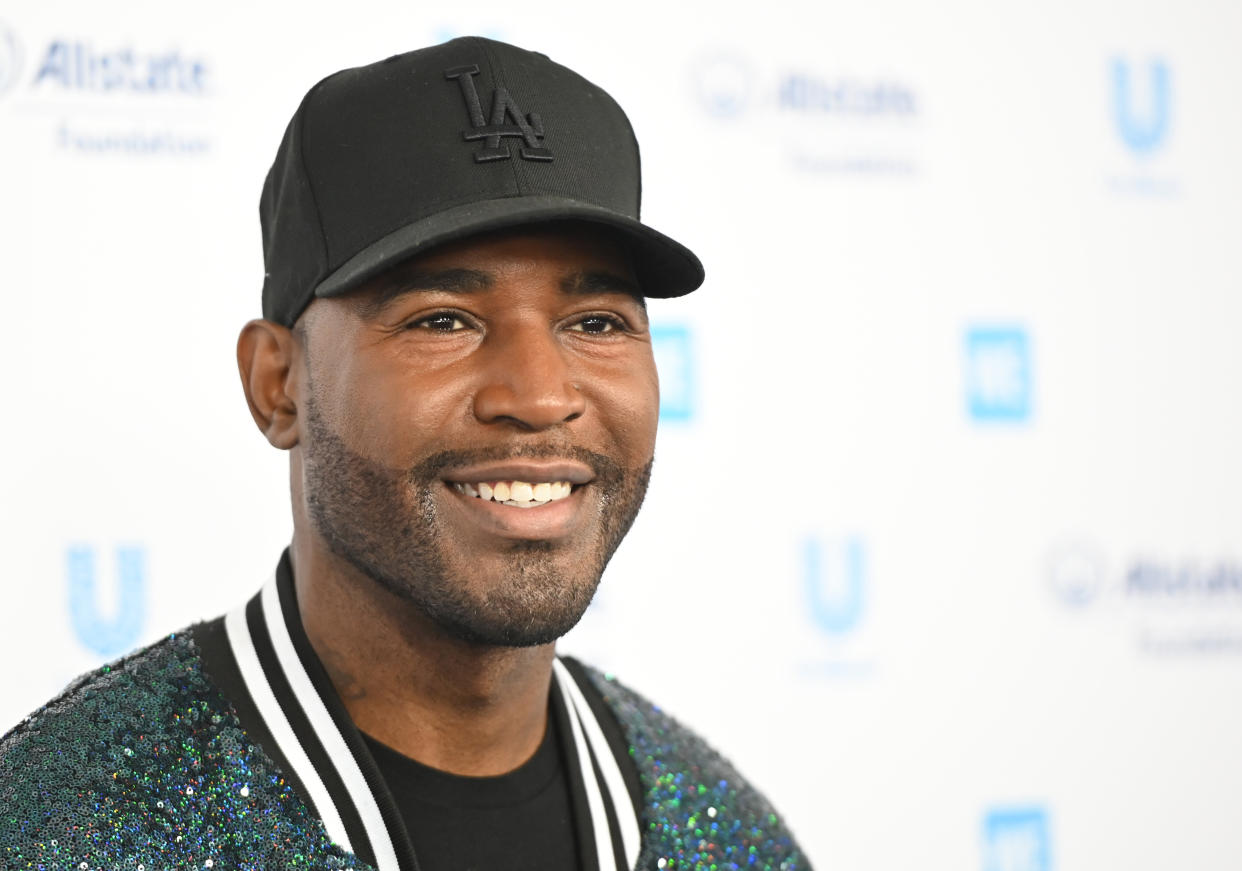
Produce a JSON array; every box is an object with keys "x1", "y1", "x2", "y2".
[
  {"x1": 314, "y1": 358, "x2": 466, "y2": 465},
  {"x1": 591, "y1": 357, "x2": 660, "y2": 458}
]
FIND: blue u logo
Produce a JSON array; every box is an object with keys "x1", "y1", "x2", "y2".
[
  {"x1": 651, "y1": 324, "x2": 695, "y2": 422},
  {"x1": 1112, "y1": 58, "x2": 1170, "y2": 154},
  {"x1": 803, "y1": 537, "x2": 865, "y2": 635},
  {"x1": 66, "y1": 545, "x2": 146, "y2": 658}
]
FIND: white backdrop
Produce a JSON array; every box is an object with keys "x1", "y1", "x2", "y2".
[{"x1": 3, "y1": 2, "x2": 1242, "y2": 869}]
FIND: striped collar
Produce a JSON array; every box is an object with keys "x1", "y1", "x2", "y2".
[{"x1": 221, "y1": 557, "x2": 640, "y2": 871}]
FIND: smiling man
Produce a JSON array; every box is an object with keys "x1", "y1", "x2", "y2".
[{"x1": 0, "y1": 38, "x2": 809, "y2": 871}]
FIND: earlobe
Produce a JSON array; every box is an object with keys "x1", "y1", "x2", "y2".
[{"x1": 236, "y1": 319, "x2": 301, "y2": 450}]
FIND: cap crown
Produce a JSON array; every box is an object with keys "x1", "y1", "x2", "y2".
[{"x1": 260, "y1": 37, "x2": 647, "y2": 326}]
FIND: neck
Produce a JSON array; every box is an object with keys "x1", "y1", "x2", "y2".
[{"x1": 290, "y1": 532, "x2": 556, "y2": 777}]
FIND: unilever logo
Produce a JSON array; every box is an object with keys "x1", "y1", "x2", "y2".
[
  {"x1": 1112, "y1": 58, "x2": 1170, "y2": 155},
  {"x1": 652, "y1": 323, "x2": 695, "y2": 422},
  {"x1": 803, "y1": 536, "x2": 866, "y2": 636},
  {"x1": 983, "y1": 807, "x2": 1051, "y2": 871},
  {"x1": 0, "y1": 21, "x2": 21, "y2": 97},
  {"x1": 965, "y1": 326, "x2": 1033, "y2": 423},
  {"x1": 66, "y1": 544, "x2": 147, "y2": 658}
]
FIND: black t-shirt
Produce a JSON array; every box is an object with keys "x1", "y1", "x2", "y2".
[
  {"x1": 192, "y1": 608, "x2": 641, "y2": 869},
  {"x1": 362, "y1": 710, "x2": 578, "y2": 871}
]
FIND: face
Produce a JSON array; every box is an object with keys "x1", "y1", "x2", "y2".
[{"x1": 294, "y1": 224, "x2": 659, "y2": 647}]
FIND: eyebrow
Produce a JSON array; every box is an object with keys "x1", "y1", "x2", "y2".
[
  {"x1": 561, "y1": 270, "x2": 644, "y2": 305},
  {"x1": 353, "y1": 266, "x2": 645, "y2": 318},
  {"x1": 352, "y1": 268, "x2": 493, "y2": 317}
]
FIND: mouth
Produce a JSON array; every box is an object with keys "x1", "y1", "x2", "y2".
[
  {"x1": 450, "y1": 479, "x2": 577, "y2": 508},
  {"x1": 440, "y1": 460, "x2": 596, "y2": 533}
]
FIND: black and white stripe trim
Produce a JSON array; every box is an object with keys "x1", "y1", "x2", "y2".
[
  {"x1": 224, "y1": 571, "x2": 639, "y2": 871},
  {"x1": 225, "y1": 578, "x2": 399, "y2": 869},
  {"x1": 553, "y1": 659, "x2": 640, "y2": 870}
]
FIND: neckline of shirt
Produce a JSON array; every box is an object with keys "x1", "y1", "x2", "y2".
[{"x1": 359, "y1": 708, "x2": 564, "y2": 810}]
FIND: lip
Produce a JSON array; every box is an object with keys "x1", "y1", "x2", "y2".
[
  {"x1": 441, "y1": 478, "x2": 589, "y2": 540},
  {"x1": 441, "y1": 460, "x2": 595, "y2": 487}
]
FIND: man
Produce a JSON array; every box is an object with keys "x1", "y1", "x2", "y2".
[{"x1": 0, "y1": 37, "x2": 809, "y2": 870}]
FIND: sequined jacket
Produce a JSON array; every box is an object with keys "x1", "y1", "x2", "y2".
[{"x1": 0, "y1": 565, "x2": 809, "y2": 871}]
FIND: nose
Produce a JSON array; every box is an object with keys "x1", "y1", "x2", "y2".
[{"x1": 472, "y1": 325, "x2": 586, "y2": 430}]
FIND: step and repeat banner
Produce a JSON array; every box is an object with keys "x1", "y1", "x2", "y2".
[{"x1": 2, "y1": 1, "x2": 1240, "y2": 868}]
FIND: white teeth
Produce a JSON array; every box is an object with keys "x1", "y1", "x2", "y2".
[{"x1": 455, "y1": 479, "x2": 575, "y2": 506}]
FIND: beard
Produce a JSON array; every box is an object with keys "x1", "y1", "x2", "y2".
[{"x1": 300, "y1": 396, "x2": 652, "y2": 648}]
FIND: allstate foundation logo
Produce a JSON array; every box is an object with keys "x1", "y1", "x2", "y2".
[
  {"x1": 1046, "y1": 538, "x2": 1242, "y2": 610},
  {"x1": 33, "y1": 40, "x2": 208, "y2": 95},
  {"x1": 965, "y1": 325, "x2": 1033, "y2": 423},
  {"x1": 983, "y1": 806, "x2": 1051, "y2": 871},
  {"x1": 1112, "y1": 57, "x2": 1170, "y2": 155},
  {"x1": 66, "y1": 544, "x2": 147, "y2": 658},
  {"x1": 0, "y1": 29, "x2": 209, "y2": 97},
  {"x1": 803, "y1": 536, "x2": 866, "y2": 636},
  {"x1": 1046, "y1": 540, "x2": 1106, "y2": 607},
  {"x1": 0, "y1": 21, "x2": 21, "y2": 97},
  {"x1": 692, "y1": 50, "x2": 919, "y2": 176},
  {"x1": 693, "y1": 51, "x2": 917, "y2": 122},
  {"x1": 694, "y1": 53, "x2": 755, "y2": 118},
  {"x1": 779, "y1": 74, "x2": 917, "y2": 115},
  {"x1": 1045, "y1": 537, "x2": 1242, "y2": 656},
  {"x1": 652, "y1": 323, "x2": 695, "y2": 422}
]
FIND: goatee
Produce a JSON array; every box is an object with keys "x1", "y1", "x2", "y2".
[{"x1": 301, "y1": 396, "x2": 652, "y2": 647}]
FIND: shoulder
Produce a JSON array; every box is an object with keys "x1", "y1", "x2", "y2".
[
  {"x1": 571, "y1": 660, "x2": 813, "y2": 870},
  {"x1": 0, "y1": 627, "x2": 355, "y2": 870}
]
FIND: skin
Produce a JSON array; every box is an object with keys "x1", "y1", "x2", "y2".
[{"x1": 236, "y1": 224, "x2": 659, "y2": 776}]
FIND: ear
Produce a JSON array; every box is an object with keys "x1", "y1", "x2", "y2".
[{"x1": 237, "y1": 319, "x2": 301, "y2": 450}]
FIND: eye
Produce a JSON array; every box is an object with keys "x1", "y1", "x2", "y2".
[
  {"x1": 568, "y1": 314, "x2": 626, "y2": 334},
  {"x1": 409, "y1": 312, "x2": 468, "y2": 332}
]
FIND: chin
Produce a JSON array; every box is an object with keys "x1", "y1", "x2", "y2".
[{"x1": 387, "y1": 548, "x2": 604, "y2": 648}]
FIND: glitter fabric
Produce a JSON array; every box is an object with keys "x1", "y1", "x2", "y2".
[
  {"x1": 586, "y1": 669, "x2": 810, "y2": 871},
  {"x1": 0, "y1": 633, "x2": 363, "y2": 871},
  {"x1": 1, "y1": 629, "x2": 808, "y2": 870}
]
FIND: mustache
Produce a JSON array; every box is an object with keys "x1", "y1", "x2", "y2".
[{"x1": 410, "y1": 444, "x2": 626, "y2": 486}]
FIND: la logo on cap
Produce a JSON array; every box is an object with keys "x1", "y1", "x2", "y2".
[{"x1": 445, "y1": 64, "x2": 554, "y2": 163}]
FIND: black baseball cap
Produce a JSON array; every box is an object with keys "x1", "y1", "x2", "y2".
[{"x1": 260, "y1": 36, "x2": 705, "y2": 327}]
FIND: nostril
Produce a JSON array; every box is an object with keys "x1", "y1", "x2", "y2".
[{"x1": 472, "y1": 379, "x2": 587, "y2": 429}]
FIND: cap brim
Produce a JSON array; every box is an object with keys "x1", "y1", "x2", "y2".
[{"x1": 313, "y1": 195, "x2": 704, "y2": 301}]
